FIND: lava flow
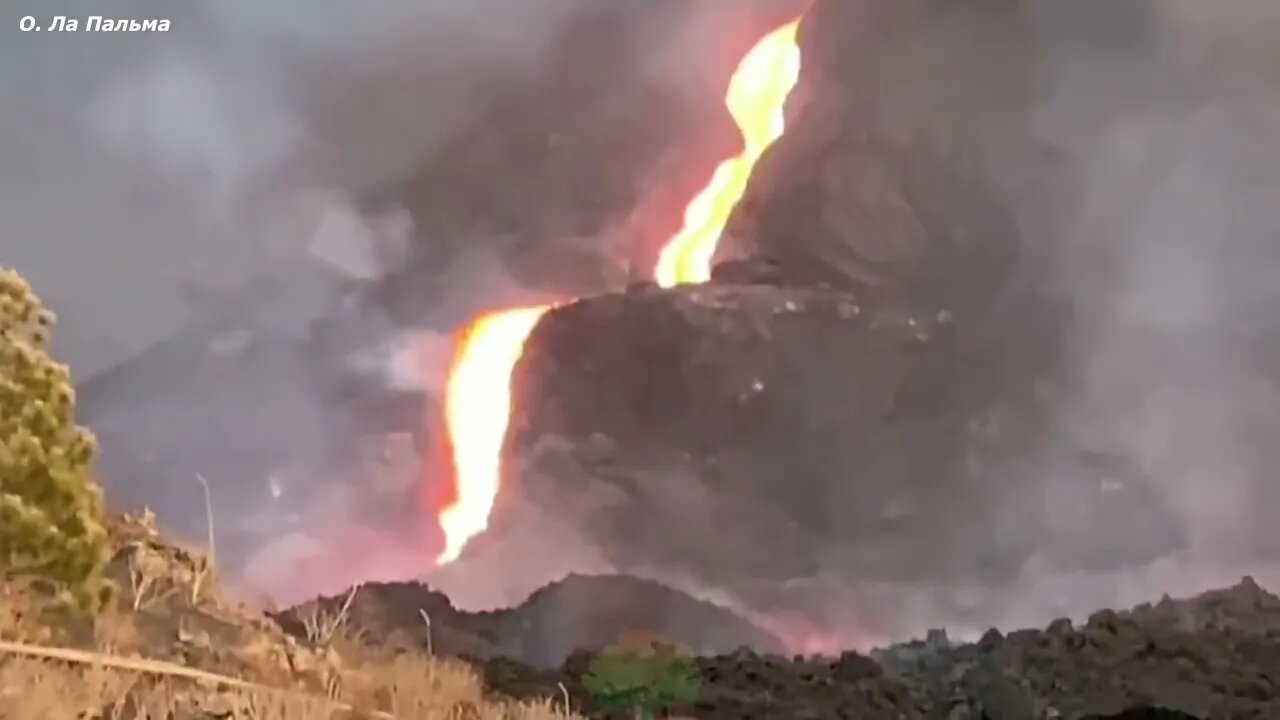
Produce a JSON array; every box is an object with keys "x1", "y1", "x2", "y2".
[
  {"x1": 437, "y1": 305, "x2": 552, "y2": 564},
  {"x1": 655, "y1": 20, "x2": 803, "y2": 287},
  {"x1": 435, "y1": 18, "x2": 804, "y2": 566}
]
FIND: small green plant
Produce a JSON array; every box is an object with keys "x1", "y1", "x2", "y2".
[
  {"x1": 582, "y1": 632, "x2": 700, "y2": 719},
  {"x1": 0, "y1": 266, "x2": 110, "y2": 611}
]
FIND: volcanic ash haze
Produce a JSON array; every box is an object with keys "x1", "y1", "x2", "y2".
[
  {"x1": 786, "y1": 0, "x2": 1280, "y2": 641},
  {"x1": 1020, "y1": 0, "x2": 1280, "y2": 588}
]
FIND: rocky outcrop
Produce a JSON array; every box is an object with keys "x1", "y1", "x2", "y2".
[
  {"x1": 490, "y1": 271, "x2": 1182, "y2": 610},
  {"x1": 499, "y1": 281, "x2": 980, "y2": 586}
]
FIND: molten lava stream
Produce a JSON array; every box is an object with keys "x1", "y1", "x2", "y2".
[
  {"x1": 437, "y1": 305, "x2": 551, "y2": 565},
  {"x1": 435, "y1": 17, "x2": 804, "y2": 566},
  {"x1": 655, "y1": 19, "x2": 802, "y2": 287}
]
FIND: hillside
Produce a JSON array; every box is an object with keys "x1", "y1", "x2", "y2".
[
  {"x1": 4, "y1": 513, "x2": 1274, "y2": 718},
  {"x1": 0, "y1": 511, "x2": 576, "y2": 718}
]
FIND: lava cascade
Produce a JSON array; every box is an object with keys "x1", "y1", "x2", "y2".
[
  {"x1": 436, "y1": 19, "x2": 803, "y2": 566},
  {"x1": 438, "y1": 306, "x2": 552, "y2": 564},
  {"x1": 654, "y1": 20, "x2": 802, "y2": 287}
]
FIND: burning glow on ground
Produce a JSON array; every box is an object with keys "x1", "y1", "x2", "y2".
[{"x1": 435, "y1": 17, "x2": 805, "y2": 566}]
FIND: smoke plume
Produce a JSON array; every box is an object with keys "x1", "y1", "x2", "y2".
[
  {"x1": 698, "y1": 0, "x2": 1280, "y2": 648},
  {"x1": 1003, "y1": 0, "x2": 1280, "y2": 622}
]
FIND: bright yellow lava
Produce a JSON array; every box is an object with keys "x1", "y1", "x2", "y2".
[
  {"x1": 437, "y1": 305, "x2": 551, "y2": 564},
  {"x1": 436, "y1": 18, "x2": 804, "y2": 566},
  {"x1": 654, "y1": 19, "x2": 802, "y2": 287}
]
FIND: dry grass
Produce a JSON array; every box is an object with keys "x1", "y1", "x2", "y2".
[
  {"x1": 0, "y1": 634, "x2": 581, "y2": 719},
  {"x1": 0, "y1": 549, "x2": 582, "y2": 719},
  {"x1": 0, "y1": 653, "x2": 333, "y2": 719},
  {"x1": 0, "y1": 643, "x2": 578, "y2": 719},
  {"x1": 301, "y1": 585, "x2": 361, "y2": 649},
  {"x1": 341, "y1": 651, "x2": 576, "y2": 719}
]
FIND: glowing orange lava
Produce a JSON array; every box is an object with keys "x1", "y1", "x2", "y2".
[
  {"x1": 435, "y1": 18, "x2": 804, "y2": 566},
  {"x1": 437, "y1": 304, "x2": 551, "y2": 564},
  {"x1": 655, "y1": 19, "x2": 802, "y2": 287}
]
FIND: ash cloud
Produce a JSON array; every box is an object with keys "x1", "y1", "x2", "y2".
[
  {"x1": 0, "y1": 0, "x2": 814, "y2": 606},
  {"x1": 1005, "y1": 0, "x2": 1280, "y2": 617},
  {"x1": 1, "y1": 0, "x2": 600, "y2": 377},
  {"x1": 755, "y1": 0, "x2": 1280, "y2": 649},
  {"x1": 726, "y1": 0, "x2": 1280, "y2": 647}
]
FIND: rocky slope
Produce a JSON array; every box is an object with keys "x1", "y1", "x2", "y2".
[
  {"x1": 18, "y1": 513, "x2": 1280, "y2": 719},
  {"x1": 481, "y1": 271, "x2": 1184, "y2": 625},
  {"x1": 19, "y1": 508, "x2": 1270, "y2": 718},
  {"x1": 280, "y1": 573, "x2": 783, "y2": 669},
  {"x1": 0, "y1": 511, "x2": 578, "y2": 718},
  {"x1": 470, "y1": 577, "x2": 1280, "y2": 719},
  {"x1": 3, "y1": 511, "x2": 347, "y2": 696}
]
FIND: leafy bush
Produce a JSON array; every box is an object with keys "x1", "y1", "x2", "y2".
[
  {"x1": 582, "y1": 632, "x2": 700, "y2": 719},
  {"x1": 0, "y1": 266, "x2": 109, "y2": 610}
]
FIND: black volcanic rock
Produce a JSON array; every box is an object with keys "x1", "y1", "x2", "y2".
[
  {"x1": 1086, "y1": 711, "x2": 1205, "y2": 720},
  {"x1": 486, "y1": 279, "x2": 1183, "y2": 614},
  {"x1": 483, "y1": 573, "x2": 783, "y2": 668},
  {"x1": 499, "y1": 282, "x2": 962, "y2": 580},
  {"x1": 281, "y1": 573, "x2": 781, "y2": 668},
  {"x1": 277, "y1": 580, "x2": 502, "y2": 659},
  {"x1": 473, "y1": 578, "x2": 1279, "y2": 719}
]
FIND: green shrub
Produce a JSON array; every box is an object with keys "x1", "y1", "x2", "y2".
[
  {"x1": 0, "y1": 266, "x2": 109, "y2": 610},
  {"x1": 582, "y1": 633, "x2": 701, "y2": 719}
]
